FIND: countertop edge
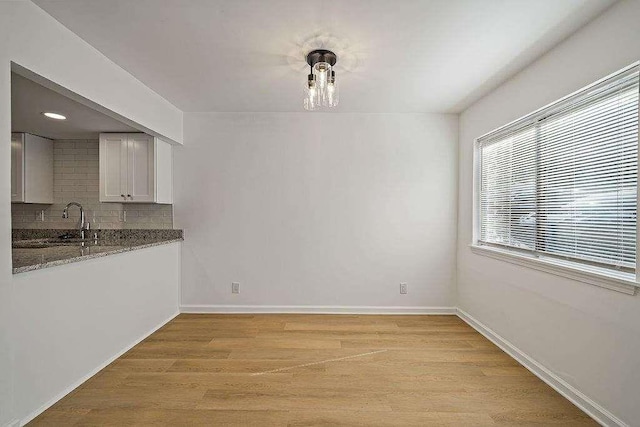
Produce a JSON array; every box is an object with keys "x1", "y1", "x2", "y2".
[{"x1": 13, "y1": 238, "x2": 183, "y2": 274}]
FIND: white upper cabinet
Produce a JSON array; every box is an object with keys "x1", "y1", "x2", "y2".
[
  {"x1": 11, "y1": 133, "x2": 54, "y2": 204},
  {"x1": 99, "y1": 133, "x2": 128, "y2": 202},
  {"x1": 127, "y1": 133, "x2": 155, "y2": 202},
  {"x1": 99, "y1": 133, "x2": 172, "y2": 204}
]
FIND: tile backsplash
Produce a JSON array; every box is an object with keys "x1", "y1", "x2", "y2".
[{"x1": 11, "y1": 139, "x2": 173, "y2": 230}]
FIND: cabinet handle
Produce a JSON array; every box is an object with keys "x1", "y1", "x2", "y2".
[
  {"x1": 127, "y1": 194, "x2": 132, "y2": 200},
  {"x1": 121, "y1": 194, "x2": 126, "y2": 199}
]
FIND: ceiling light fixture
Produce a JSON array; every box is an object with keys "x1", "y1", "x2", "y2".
[
  {"x1": 42, "y1": 112, "x2": 66, "y2": 120},
  {"x1": 303, "y1": 49, "x2": 338, "y2": 110}
]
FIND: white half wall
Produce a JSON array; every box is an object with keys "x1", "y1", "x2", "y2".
[
  {"x1": 0, "y1": 2, "x2": 183, "y2": 425},
  {"x1": 175, "y1": 113, "x2": 458, "y2": 311},
  {"x1": 457, "y1": 1, "x2": 640, "y2": 425},
  {"x1": 13, "y1": 242, "x2": 181, "y2": 425}
]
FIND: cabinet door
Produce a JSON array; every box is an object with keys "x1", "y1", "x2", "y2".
[
  {"x1": 11, "y1": 133, "x2": 24, "y2": 202},
  {"x1": 127, "y1": 134, "x2": 155, "y2": 202},
  {"x1": 99, "y1": 134, "x2": 128, "y2": 202},
  {"x1": 23, "y1": 134, "x2": 54, "y2": 203}
]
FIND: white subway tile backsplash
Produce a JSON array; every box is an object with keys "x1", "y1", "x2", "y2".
[{"x1": 12, "y1": 139, "x2": 173, "y2": 230}]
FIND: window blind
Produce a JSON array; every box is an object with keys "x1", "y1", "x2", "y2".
[{"x1": 478, "y1": 64, "x2": 639, "y2": 273}]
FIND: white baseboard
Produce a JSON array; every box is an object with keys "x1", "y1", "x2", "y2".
[
  {"x1": 456, "y1": 308, "x2": 627, "y2": 427},
  {"x1": 19, "y1": 311, "x2": 179, "y2": 426},
  {"x1": 180, "y1": 304, "x2": 457, "y2": 315}
]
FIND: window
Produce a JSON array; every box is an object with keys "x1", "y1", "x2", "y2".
[{"x1": 475, "y1": 64, "x2": 639, "y2": 291}]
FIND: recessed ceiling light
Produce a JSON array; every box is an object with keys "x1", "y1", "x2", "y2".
[{"x1": 42, "y1": 112, "x2": 66, "y2": 120}]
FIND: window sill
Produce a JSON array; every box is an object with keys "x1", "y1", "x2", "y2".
[{"x1": 469, "y1": 244, "x2": 639, "y2": 295}]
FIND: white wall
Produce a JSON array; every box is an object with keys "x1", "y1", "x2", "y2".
[
  {"x1": 13, "y1": 243, "x2": 180, "y2": 424},
  {"x1": 457, "y1": 1, "x2": 640, "y2": 425},
  {"x1": 175, "y1": 113, "x2": 458, "y2": 311},
  {"x1": 0, "y1": 2, "x2": 183, "y2": 425}
]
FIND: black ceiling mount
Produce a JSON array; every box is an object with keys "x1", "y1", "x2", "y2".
[{"x1": 306, "y1": 49, "x2": 337, "y2": 67}]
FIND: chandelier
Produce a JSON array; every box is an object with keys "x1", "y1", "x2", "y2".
[{"x1": 303, "y1": 49, "x2": 339, "y2": 110}]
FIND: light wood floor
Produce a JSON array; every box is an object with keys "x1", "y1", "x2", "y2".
[{"x1": 30, "y1": 314, "x2": 596, "y2": 426}]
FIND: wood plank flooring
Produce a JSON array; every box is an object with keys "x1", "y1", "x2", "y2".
[{"x1": 29, "y1": 314, "x2": 596, "y2": 426}]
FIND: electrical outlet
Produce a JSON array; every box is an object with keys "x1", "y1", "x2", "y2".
[
  {"x1": 400, "y1": 283, "x2": 408, "y2": 294},
  {"x1": 231, "y1": 282, "x2": 240, "y2": 294}
]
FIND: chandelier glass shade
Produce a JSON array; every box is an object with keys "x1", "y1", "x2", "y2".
[{"x1": 303, "y1": 50, "x2": 339, "y2": 110}]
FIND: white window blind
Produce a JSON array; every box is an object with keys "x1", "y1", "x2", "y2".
[{"x1": 478, "y1": 64, "x2": 639, "y2": 274}]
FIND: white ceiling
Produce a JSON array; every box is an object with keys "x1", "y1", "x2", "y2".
[
  {"x1": 12, "y1": 73, "x2": 137, "y2": 140},
  {"x1": 33, "y1": 0, "x2": 616, "y2": 113}
]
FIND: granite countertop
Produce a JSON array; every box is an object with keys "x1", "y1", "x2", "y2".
[{"x1": 12, "y1": 229, "x2": 183, "y2": 274}]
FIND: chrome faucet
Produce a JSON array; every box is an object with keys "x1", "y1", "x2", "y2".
[{"x1": 62, "y1": 202, "x2": 90, "y2": 239}]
